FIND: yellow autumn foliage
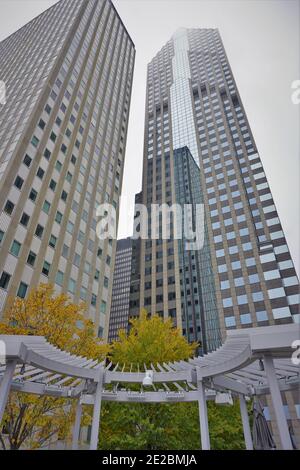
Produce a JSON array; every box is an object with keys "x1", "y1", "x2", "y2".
[{"x1": 0, "y1": 284, "x2": 110, "y2": 449}]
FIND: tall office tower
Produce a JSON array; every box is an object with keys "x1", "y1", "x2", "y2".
[
  {"x1": 0, "y1": 0, "x2": 135, "y2": 340},
  {"x1": 108, "y1": 237, "x2": 132, "y2": 342},
  {"x1": 129, "y1": 27, "x2": 299, "y2": 352}
]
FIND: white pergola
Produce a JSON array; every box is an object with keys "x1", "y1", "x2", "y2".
[{"x1": 0, "y1": 324, "x2": 299, "y2": 450}]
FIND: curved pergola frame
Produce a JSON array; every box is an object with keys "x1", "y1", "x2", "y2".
[{"x1": 0, "y1": 324, "x2": 299, "y2": 450}]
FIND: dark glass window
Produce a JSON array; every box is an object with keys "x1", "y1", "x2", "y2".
[
  {"x1": 42, "y1": 261, "x2": 51, "y2": 276},
  {"x1": 29, "y1": 188, "x2": 38, "y2": 201},
  {"x1": 17, "y1": 282, "x2": 28, "y2": 298},
  {"x1": 0, "y1": 272, "x2": 11, "y2": 289},
  {"x1": 4, "y1": 200, "x2": 14, "y2": 215},
  {"x1": 14, "y1": 176, "x2": 24, "y2": 189},
  {"x1": 44, "y1": 148, "x2": 51, "y2": 160},
  {"x1": 45, "y1": 104, "x2": 51, "y2": 114},
  {"x1": 49, "y1": 179, "x2": 57, "y2": 191},
  {"x1": 35, "y1": 224, "x2": 44, "y2": 238},
  {"x1": 37, "y1": 167, "x2": 45, "y2": 179},
  {"x1": 27, "y1": 251, "x2": 36, "y2": 266},
  {"x1": 49, "y1": 234, "x2": 57, "y2": 248},
  {"x1": 23, "y1": 154, "x2": 32, "y2": 167},
  {"x1": 38, "y1": 119, "x2": 46, "y2": 130}
]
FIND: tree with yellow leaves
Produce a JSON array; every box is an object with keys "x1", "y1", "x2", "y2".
[
  {"x1": 99, "y1": 312, "x2": 245, "y2": 450},
  {"x1": 0, "y1": 284, "x2": 109, "y2": 450},
  {"x1": 110, "y1": 310, "x2": 197, "y2": 368}
]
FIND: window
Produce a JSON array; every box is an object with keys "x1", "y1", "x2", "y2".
[
  {"x1": 38, "y1": 119, "x2": 46, "y2": 130},
  {"x1": 264, "y1": 270, "x2": 280, "y2": 281},
  {"x1": 100, "y1": 300, "x2": 107, "y2": 314},
  {"x1": 50, "y1": 132, "x2": 57, "y2": 142},
  {"x1": 268, "y1": 287, "x2": 285, "y2": 299},
  {"x1": 20, "y1": 212, "x2": 30, "y2": 227},
  {"x1": 68, "y1": 278, "x2": 76, "y2": 294},
  {"x1": 4, "y1": 200, "x2": 14, "y2": 215},
  {"x1": 10, "y1": 240, "x2": 21, "y2": 256},
  {"x1": 44, "y1": 148, "x2": 51, "y2": 160},
  {"x1": 252, "y1": 291, "x2": 264, "y2": 302},
  {"x1": 56, "y1": 271, "x2": 64, "y2": 286},
  {"x1": 49, "y1": 179, "x2": 57, "y2": 191},
  {"x1": 94, "y1": 270, "x2": 100, "y2": 280},
  {"x1": 43, "y1": 200, "x2": 51, "y2": 214},
  {"x1": 67, "y1": 221, "x2": 74, "y2": 234},
  {"x1": 17, "y1": 282, "x2": 28, "y2": 298},
  {"x1": 62, "y1": 244, "x2": 69, "y2": 257},
  {"x1": 55, "y1": 211, "x2": 63, "y2": 224},
  {"x1": 42, "y1": 261, "x2": 51, "y2": 276},
  {"x1": 232, "y1": 261, "x2": 241, "y2": 270},
  {"x1": 27, "y1": 251, "x2": 36, "y2": 266},
  {"x1": 104, "y1": 276, "x2": 109, "y2": 288},
  {"x1": 0, "y1": 272, "x2": 11, "y2": 289},
  {"x1": 0, "y1": 230, "x2": 4, "y2": 244},
  {"x1": 37, "y1": 167, "x2": 45, "y2": 179},
  {"x1": 14, "y1": 176, "x2": 24, "y2": 189},
  {"x1": 225, "y1": 316, "x2": 236, "y2": 328},
  {"x1": 220, "y1": 280, "x2": 230, "y2": 290},
  {"x1": 45, "y1": 104, "x2": 51, "y2": 114},
  {"x1": 249, "y1": 274, "x2": 259, "y2": 284},
  {"x1": 31, "y1": 135, "x2": 39, "y2": 147},
  {"x1": 223, "y1": 297, "x2": 233, "y2": 308},
  {"x1": 61, "y1": 190, "x2": 68, "y2": 201},
  {"x1": 91, "y1": 294, "x2": 97, "y2": 306},
  {"x1": 29, "y1": 188, "x2": 38, "y2": 201},
  {"x1": 35, "y1": 224, "x2": 44, "y2": 238},
  {"x1": 272, "y1": 307, "x2": 291, "y2": 319},
  {"x1": 23, "y1": 154, "x2": 32, "y2": 167},
  {"x1": 256, "y1": 310, "x2": 268, "y2": 322},
  {"x1": 237, "y1": 295, "x2": 247, "y2": 305},
  {"x1": 56, "y1": 160, "x2": 62, "y2": 172},
  {"x1": 49, "y1": 234, "x2": 57, "y2": 248},
  {"x1": 240, "y1": 313, "x2": 252, "y2": 325}
]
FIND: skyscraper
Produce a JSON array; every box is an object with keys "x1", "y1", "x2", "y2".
[
  {"x1": 129, "y1": 28, "x2": 299, "y2": 352},
  {"x1": 0, "y1": 0, "x2": 135, "y2": 340},
  {"x1": 108, "y1": 237, "x2": 132, "y2": 342}
]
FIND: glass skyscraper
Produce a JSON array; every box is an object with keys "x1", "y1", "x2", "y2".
[
  {"x1": 0, "y1": 0, "x2": 135, "y2": 340},
  {"x1": 108, "y1": 237, "x2": 132, "y2": 342},
  {"x1": 129, "y1": 27, "x2": 299, "y2": 351}
]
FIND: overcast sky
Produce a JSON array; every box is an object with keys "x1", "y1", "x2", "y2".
[{"x1": 0, "y1": 0, "x2": 299, "y2": 275}]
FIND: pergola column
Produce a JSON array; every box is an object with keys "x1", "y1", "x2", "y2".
[
  {"x1": 72, "y1": 398, "x2": 83, "y2": 450},
  {"x1": 239, "y1": 394, "x2": 253, "y2": 450},
  {"x1": 89, "y1": 371, "x2": 104, "y2": 450},
  {"x1": 197, "y1": 379, "x2": 210, "y2": 450},
  {"x1": 0, "y1": 360, "x2": 17, "y2": 425},
  {"x1": 263, "y1": 355, "x2": 293, "y2": 450}
]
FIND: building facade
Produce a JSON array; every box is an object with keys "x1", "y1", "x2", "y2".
[
  {"x1": 0, "y1": 0, "x2": 135, "y2": 339},
  {"x1": 108, "y1": 237, "x2": 132, "y2": 342},
  {"x1": 129, "y1": 27, "x2": 299, "y2": 353}
]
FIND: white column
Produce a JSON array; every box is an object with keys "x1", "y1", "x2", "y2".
[
  {"x1": 239, "y1": 394, "x2": 253, "y2": 450},
  {"x1": 263, "y1": 355, "x2": 293, "y2": 450},
  {"x1": 89, "y1": 372, "x2": 103, "y2": 450},
  {"x1": 72, "y1": 398, "x2": 82, "y2": 450},
  {"x1": 197, "y1": 380, "x2": 210, "y2": 450},
  {"x1": 0, "y1": 360, "x2": 17, "y2": 425}
]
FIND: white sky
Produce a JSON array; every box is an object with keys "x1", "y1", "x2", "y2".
[{"x1": 0, "y1": 0, "x2": 299, "y2": 275}]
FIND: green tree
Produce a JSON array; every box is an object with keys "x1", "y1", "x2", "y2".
[{"x1": 99, "y1": 312, "x2": 245, "y2": 450}]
